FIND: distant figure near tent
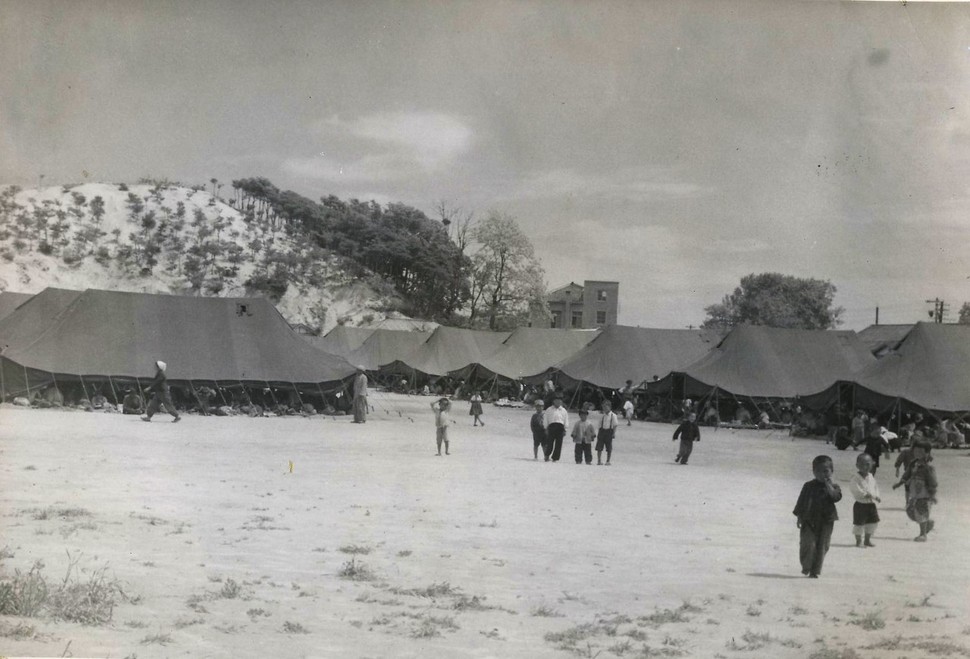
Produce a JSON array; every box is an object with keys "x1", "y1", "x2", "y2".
[
  {"x1": 122, "y1": 388, "x2": 144, "y2": 415},
  {"x1": 142, "y1": 360, "x2": 181, "y2": 423},
  {"x1": 352, "y1": 366, "x2": 368, "y2": 424}
]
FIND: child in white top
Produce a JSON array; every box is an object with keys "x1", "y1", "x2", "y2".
[
  {"x1": 622, "y1": 399, "x2": 634, "y2": 426},
  {"x1": 431, "y1": 398, "x2": 451, "y2": 456},
  {"x1": 597, "y1": 401, "x2": 620, "y2": 465},
  {"x1": 849, "y1": 453, "x2": 880, "y2": 548}
]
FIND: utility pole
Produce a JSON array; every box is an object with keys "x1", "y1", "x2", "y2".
[
  {"x1": 875, "y1": 306, "x2": 879, "y2": 325},
  {"x1": 924, "y1": 298, "x2": 948, "y2": 323}
]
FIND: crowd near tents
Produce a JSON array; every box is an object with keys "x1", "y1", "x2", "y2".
[{"x1": 1, "y1": 287, "x2": 967, "y2": 428}]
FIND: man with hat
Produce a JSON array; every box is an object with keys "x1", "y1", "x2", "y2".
[
  {"x1": 352, "y1": 365, "x2": 368, "y2": 423},
  {"x1": 142, "y1": 360, "x2": 181, "y2": 423}
]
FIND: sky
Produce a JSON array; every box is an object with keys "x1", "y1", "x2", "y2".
[{"x1": 2, "y1": 0, "x2": 969, "y2": 329}]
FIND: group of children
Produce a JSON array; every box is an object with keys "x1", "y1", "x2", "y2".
[
  {"x1": 529, "y1": 397, "x2": 620, "y2": 465},
  {"x1": 793, "y1": 437, "x2": 939, "y2": 578}
]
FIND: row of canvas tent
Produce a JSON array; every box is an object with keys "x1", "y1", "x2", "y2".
[
  {"x1": 305, "y1": 319, "x2": 970, "y2": 416},
  {"x1": 0, "y1": 288, "x2": 358, "y2": 399}
]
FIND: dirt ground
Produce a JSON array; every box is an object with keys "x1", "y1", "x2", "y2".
[{"x1": 1, "y1": 392, "x2": 968, "y2": 658}]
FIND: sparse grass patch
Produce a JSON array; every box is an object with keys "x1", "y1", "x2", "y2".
[
  {"x1": 862, "y1": 635, "x2": 970, "y2": 656},
  {"x1": 23, "y1": 465, "x2": 36, "y2": 471},
  {"x1": 282, "y1": 621, "x2": 309, "y2": 634},
  {"x1": 390, "y1": 581, "x2": 458, "y2": 598},
  {"x1": 397, "y1": 550, "x2": 412, "y2": 557},
  {"x1": 848, "y1": 610, "x2": 885, "y2": 631},
  {"x1": 452, "y1": 594, "x2": 493, "y2": 611},
  {"x1": 125, "y1": 620, "x2": 149, "y2": 628},
  {"x1": 0, "y1": 555, "x2": 129, "y2": 625},
  {"x1": 0, "y1": 546, "x2": 13, "y2": 561},
  {"x1": 745, "y1": 604, "x2": 761, "y2": 617},
  {"x1": 218, "y1": 578, "x2": 241, "y2": 599},
  {"x1": 479, "y1": 519, "x2": 498, "y2": 528},
  {"x1": 338, "y1": 558, "x2": 376, "y2": 582},
  {"x1": 808, "y1": 648, "x2": 862, "y2": 659},
  {"x1": 30, "y1": 506, "x2": 92, "y2": 521},
  {"x1": 725, "y1": 630, "x2": 797, "y2": 652},
  {"x1": 637, "y1": 607, "x2": 690, "y2": 627},
  {"x1": 0, "y1": 620, "x2": 37, "y2": 639},
  {"x1": 531, "y1": 604, "x2": 564, "y2": 617},
  {"x1": 247, "y1": 608, "x2": 271, "y2": 620},
  {"x1": 906, "y1": 593, "x2": 937, "y2": 608},
  {"x1": 411, "y1": 615, "x2": 459, "y2": 638},
  {"x1": 625, "y1": 628, "x2": 649, "y2": 641},
  {"x1": 140, "y1": 632, "x2": 173, "y2": 645},
  {"x1": 338, "y1": 543, "x2": 373, "y2": 555},
  {"x1": 174, "y1": 616, "x2": 204, "y2": 629},
  {"x1": 789, "y1": 605, "x2": 808, "y2": 615},
  {"x1": 610, "y1": 639, "x2": 634, "y2": 655}
]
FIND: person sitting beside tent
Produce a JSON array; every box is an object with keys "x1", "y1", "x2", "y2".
[
  {"x1": 32, "y1": 384, "x2": 64, "y2": 409},
  {"x1": 122, "y1": 388, "x2": 144, "y2": 415},
  {"x1": 90, "y1": 391, "x2": 109, "y2": 410},
  {"x1": 757, "y1": 409, "x2": 771, "y2": 429},
  {"x1": 734, "y1": 404, "x2": 752, "y2": 425},
  {"x1": 193, "y1": 385, "x2": 216, "y2": 416},
  {"x1": 943, "y1": 419, "x2": 965, "y2": 448}
]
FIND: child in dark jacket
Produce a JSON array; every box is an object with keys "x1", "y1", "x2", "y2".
[
  {"x1": 530, "y1": 401, "x2": 546, "y2": 460},
  {"x1": 672, "y1": 413, "x2": 700, "y2": 465},
  {"x1": 793, "y1": 455, "x2": 842, "y2": 578}
]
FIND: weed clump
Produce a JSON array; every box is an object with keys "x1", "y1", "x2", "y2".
[
  {"x1": 338, "y1": 558, "x2": 376, "y2": 582},
  {"x1": 0, "y1": 555, "x2": 128, "y2": 625}
]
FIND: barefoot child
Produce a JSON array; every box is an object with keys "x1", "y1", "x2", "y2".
[
  {"x1": 431, "y1": 398, "x2": 452, "y2": 456},
  {"x1": 571, "y1": 409, "x2": 596, "y2": 464},
  {"x1": 469, "y1": 391, "x2": 485, "y2": 426},
  {"x1": 849, "y1": 453, "x2": 880, "y2": 548},
  {"x1": 893, "y1": 440, "x2": 937, "y2": 542},
  {"x1": 672, "y1": 413, "x2": 700, "y2": 465},
  {"x1": 793, "y1": 455, "x2": 842, "y2": 577},
  {"x1": 596, "y1": 400, "x2": 619, "y2": 465},
  {"x1": 530, "y1": 400, "x2": 546, "y2": 460}
]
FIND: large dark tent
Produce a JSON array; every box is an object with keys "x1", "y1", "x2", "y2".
[
  {"x1": 539, "y1": 325, "x2": 723, "y2": 390},
  {"x1": 651, "y1": 324, "x2": 875, "y2": 401},
  {"x1": 302, "y1": 325, "x2": 375, "y2": 361},
  {"x1": 345, "y1": 329, "x2": 433, "y2": 372},
  {"x1": 451, "y1": 327, "x2": 599, "y2": 383},
  {"x1": 0, "y1": 288, "x2": 83, "y2": 350},
  {"x1": 381, "y1": 326, "x2": 511, "y2": 378},
  {"x1": 856, "y1": 323, "x2": 914, "y2": 358},
  {"x1": 0, "y1": 288, "x2": 356, "y2": 398},
  {"x1": 0, "y1": 291, "x2": 34, "y2": 322},
  {"x1": 802, "y1": 322, "x2": 970, "y2": 415}
]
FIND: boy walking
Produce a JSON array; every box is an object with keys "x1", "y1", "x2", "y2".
[
  {"x1": 793, "y1": 455, "x2": 842, "y2": 577},
  {"x1": 543, "y1": 397, "x2": 569, "y2": 462},
  {"x1": 431, "y1": 398, "x2": 451, "y2": 456},
  {"x1": 597, "y1": 400, "x2": 619, "y2": 465},
  {"x1": 672, "y1": 413, "x2": 700, "y2": 465},
  {"x1": 142, "y1": 360, "x2": 181, "y2": 423},
  {"x1": 530, "y1": 400, "x2": 546, "y2": 460},
  {"x1": 571, "y1": 409, "x2": 596, "y2": 464}
]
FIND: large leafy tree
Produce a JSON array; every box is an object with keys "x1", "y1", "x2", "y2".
[
  {"x1": 468, "y1": 211, "x2": 548, "y2": 331},
  {"x1": 958, "y1": 302, "x2": 970, "y2": 325},
  {"x1": 702, "y1": 273, "x2": 843, "y2": 330}
]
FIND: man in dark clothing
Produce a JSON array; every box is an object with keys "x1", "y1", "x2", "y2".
[
  {"x1": 825, "y1": 404, "x2": 842, "y2": 445},
  {"x1": 672, "y1": 413, "x2": 700, "y2": 464},
  {"x1": 142, "y1": 360, "x2": 181, "y2": 423},
  {"x1": 122, "y1": 388, "x2": 144, "y2": 415}
]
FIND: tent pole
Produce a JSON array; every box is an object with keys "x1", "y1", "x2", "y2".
[
  {"x1": 0, "y1": 356, "x2": 5, "y2": 401},
  {"x1": 291, "y1": 382, "x2": 305, "y2": 409},
  {"x1": 23, "y1": 364, "x2": 32, "y2": 401},
  {"x1": 134, "y1": 376, "x2": 147, "y2": 410},
  {"x1": 106, "y1": 375, "x2": 120, "y2": 406},
  {"x1": 187, "y1": 379, "x2": 207, "y2": 416},
  {"x1": 79, "y1": 374, "x2": 90, "y2": 404},
  {"x1": 213, "y1": 381, "x2": 229, "y2": 408}
]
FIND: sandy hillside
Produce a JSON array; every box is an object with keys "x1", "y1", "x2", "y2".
[{"x1": 0, "y1": 395, "x2": 968, "y2": 658}]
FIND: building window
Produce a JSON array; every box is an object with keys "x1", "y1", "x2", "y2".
[
  {"x1": 551, "y1": 311, "x2": 562, "y2": 328},
  {"x1": 596, "y1": 310, "x2": 607, "y2": 325},
  {"x1": 571, "y1": 311, "x2": 583, "y2": 328},
  {"x1": 597, "y1": 289, "x2": 607, "y2": 301}
]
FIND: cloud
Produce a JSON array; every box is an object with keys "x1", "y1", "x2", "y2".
[
  {"x1": 698, "y1": 238, "x2": 771, "y2": 255},
  {"x1": 282, "y1": 111, "x2": 474, "y2": 184},
  {"x1": 512, "y1": 167, "x2": 708, "y2": 204}
]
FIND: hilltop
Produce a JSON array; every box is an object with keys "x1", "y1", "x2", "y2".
[{"x1": 0, "y1": 182, "x2": 403, "y2": 333}]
